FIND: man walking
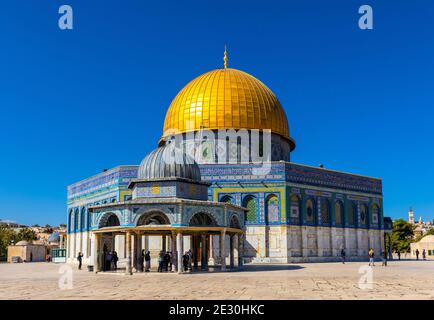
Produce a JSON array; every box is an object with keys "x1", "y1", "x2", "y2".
[
  {"x1": 368, "y1": 248, "x2": 375, "y2": 266},
  {"x1": 416, "y1": 249, "x2": 420, "y2": 260},
  {"x1": 340, "y1": 248, "x2": 346, "y2": 264}
]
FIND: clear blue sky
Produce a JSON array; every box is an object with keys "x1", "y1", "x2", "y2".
[{"x1": 1, "y1": 0, "x2": 433, "y2": 226}]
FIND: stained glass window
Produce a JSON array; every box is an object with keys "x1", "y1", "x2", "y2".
[
  {"x1": 290, "y1": 194, "x2": 300, "y2": 219},
  {"x1": 371, "y1": 204, "x2": 379, "y2": 225},
  {"x1": 220, "y1": 195, "x2": 234, "y2": 204},
  {"x1": 347, "y1": 202, "x2": 356, "y2": 226},
  {"x1": 243, "y1": 196, "x2": 257, "y2": 223},
  {"x1": 306, "y1": 199, "x2": 314, "y2": 223},
  {"x1": 360, "y1": 204, "x2": 368, "y2": 225},
  {"x1": 321, "y1": 199, "x2": 330, "y2": 225},
  {"x1": 335, "y1": 201, "x2": 343, "y2": 226},
  {"x1": 266, "y1": 195, "x2": 279, "y2": 224}
]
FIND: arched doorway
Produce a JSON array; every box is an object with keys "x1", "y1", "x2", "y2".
[
  {"x1": 98, "y1": 213, "x2": 120, "y2": 271},
  {"x1": 189, "y1": 212, "x2": 217, "y2": 270},
  {"x1": 137, "y1": 211, "x2": 170, "y2": 226}
]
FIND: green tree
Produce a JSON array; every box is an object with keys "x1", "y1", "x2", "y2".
[
  {"x1": 0, "y1": 226, "x2": 18, "y2": 261},
  {"x1": 391, "y1": 219, "x2": 414, "y2": 253},
  {"x1": 16, "y1": 228, "x2": 37, "y2": 242}
]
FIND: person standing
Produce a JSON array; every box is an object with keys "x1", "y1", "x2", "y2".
[
  {"x1": 145, "y1": 251, "x2": 151, "y2": 272},
  {"x1": 422, "y1": 249, "x2": 426, "y2": 260},
  {"x1": 77, "y1": 252, "x2": 83, "y2": 270},
  {"x1": 381, "y1": 250, "x2": 387, "y2": 267},
  {"x1": 368, "y1": 248, "x2": 375, "y2": 266},
  {"x1": 183, "y1": 252, "x2": 189, "y2": 271},
  {"x1": 105, "y1": 251, "x2": 112, "y2": 271},
  {"x1": 340, "y1": 248, "x2": 346, "y2": 264},
  {"x1": 397, "y1": 251, "x2": 401, "y2": 260},
  {"x1": 112, "y1": 251, "x2": 119, "y2": 271},
  {"x1": 164, "y1": 251, "x2": 171, "y2": 272},
  {"x1": 158, "y1": 251, "x2": 165, "y2": 272},
  {"x1": 416, "y1": 249, "x2": 420, "y2": 260},
  {"x1": 139, "y1": 249, "x2": 145, "y2": 272}
]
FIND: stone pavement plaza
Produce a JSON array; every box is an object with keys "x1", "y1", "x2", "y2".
[{"x1": 0, "y1": 261, "x2": 433, "y2": 300}]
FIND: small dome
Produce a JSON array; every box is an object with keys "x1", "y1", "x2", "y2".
[
  {"x1": 48, "y1": 232, "x2": 60, "y2": 243},
  {"x1": 420, "y1": 235, "x2": 434, "y2": 243},
  {"x1": 16, "y1": 240, "x2": 30, "y2": 246},
  {"x1": 138, "y1": 145, "x2": 201, "y2": 181}
]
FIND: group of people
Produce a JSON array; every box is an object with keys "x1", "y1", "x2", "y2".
[
  {"x1": 414, "y1": 249, "x2": 427, "y2": 260},
  {"x1": 339, "y1": 248, "x2": 388, "y2": 267},
  {"x1": 156, "y1": 250, "x2": 175, "y2": 272},
  {"x1": 103, "y1": 251, "x2": 119, "y2": 271}
]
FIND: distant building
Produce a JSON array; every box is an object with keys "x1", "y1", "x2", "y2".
[
  {"x1": 7, "y1": 241, "x2": 46, "y2": 263},
  {"x1": 410, "y1": 235, "x2": 434, "y2": 260}
]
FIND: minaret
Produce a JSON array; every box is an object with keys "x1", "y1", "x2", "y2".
[
  {"x1": 223, "y1": 45, "x2": 228, "y2": 69},
  {"x1": 408, "y1": 207, "x2": 415, "y2": 224}
]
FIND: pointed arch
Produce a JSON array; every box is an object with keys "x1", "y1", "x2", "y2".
[
  {"x1": 242, "y1": 195, "x2": 257, "y2": 223},
  {"x1": 265, "y1": 194, "x2": 279, "y2": 224},
  {"x1": 321, "y1": 198, "x2": 330, "y2": 225},
  {"x1": 334, "y1": 200, "x2": 344, "y2": 226}
]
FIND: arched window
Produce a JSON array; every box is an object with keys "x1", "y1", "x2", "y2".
[
  {"x1": 371, "y1": 204, "x2": 380, "y2": 226},
  {"x1": 306, "y1": 199, "x2": 315, "y2": 224},
  {"x1": 220, "y1": 195, "x2": 234, "y2": 204},
  {"x1": 80, "y1": 207, "x2": 86, "y2": 231},
  {"x1": 243, "y1": 195, "x2": 257, "y2": 223},
  {"x1": 290, "y1": 194, "x2": 301, "y2": 222},
  {"x1": 87, "y1": 211, "x2": 92, "y2": 230},
  {"x1": 321, "y1": 199, "x2": 330, "y2": 225},
  {"x1": 347, "y1": 202, "x2": 357, "y2": 226},
  {"x1": 335, "y1": 201, "x2": 344, "y2": 226},
  {"x1": 265, "y1": 194, "x2": 279, "y2": 224},
  {"x1": 360, "y1": 204, "x2": 368, "y2": 226},
  {"x1": 68, "y1": 209, "x2": 73, "y2": 233},
  {"x1": 74, "y1": 209, "x2": 79, "y2": 232},
  {"x1": 230, "y1": 215, "x2": 241, "y2": 229}
]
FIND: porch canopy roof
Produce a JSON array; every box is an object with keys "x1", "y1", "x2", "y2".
[{"x1": 91, "y1": 225, "x2": 243, "y2": 236}]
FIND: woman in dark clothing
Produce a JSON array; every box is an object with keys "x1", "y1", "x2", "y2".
[
  {"x1": 145, "y1": 251, "x2": 151, "y2": 272},
  {"x1": 164, "y1": 252, "x2": 171, "y2": 272},
  {"x1": 158, "y1": 251, "x2": 165, "y2": 272},
  {"x1": 112, "y1": 251, "x2": 119, "y2": 271},
  {"x1": 182, "y1": 252, "x2": 189, "y2": 271},
  {"x1": 139, "y1": 249, "x2": 145, "y2": 272}
]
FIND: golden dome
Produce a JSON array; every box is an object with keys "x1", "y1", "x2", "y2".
[{"x1": 162, "y1": 68, "x2": 295, "y2": 150}]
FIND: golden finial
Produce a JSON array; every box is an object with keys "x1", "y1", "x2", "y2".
[{"x1": 223, "y1": 45, "x2": 228, "y2": 69}]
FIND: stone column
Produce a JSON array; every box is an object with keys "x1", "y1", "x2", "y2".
[
  {"x1": 220, "y1": 230, "x2": 226, "y2": 271},
  {"x1": 162, "y1": 235, "x2": 167, "y2": 252},
  {"x1": 193, "y1": 235, "x2": 199, "y2": 270},
  {"x1": 93, "y1": 233, "x2": 101, "y2": 273},
  {"x1": 237, "y1": 233, "x2": 243, "y2": 268},
  {"x1": 132, "y1": 233, "x2": 138, "y2": 272},
  {"x1": 230, "y1": 234, "x2": 235, "y2": 270},
  {"x1": 176, "y1": 232, "x2": 183, "y2": 274},
  {"x1": 136, "y1": 232, "x2": 143, "y2": 272},
  {"x1": 171, "y1": 231, "x2": 177, "y2": 272},
  {"x1": 201, "y1": 234, "x2": 208, "y2": 271},
  {"x1": 125, "y1": 231, "x2": 132, "y2": 275}
]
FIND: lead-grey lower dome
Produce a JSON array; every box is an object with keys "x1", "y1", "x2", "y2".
[{"x1": 138, "y1": 145, "x2": 201, "y2": 181}]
